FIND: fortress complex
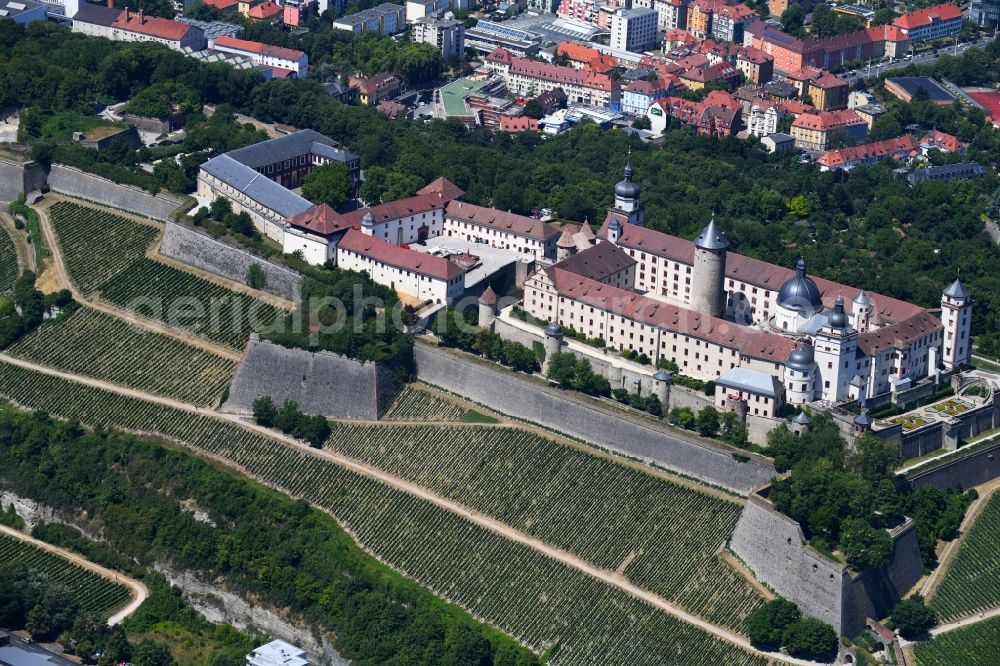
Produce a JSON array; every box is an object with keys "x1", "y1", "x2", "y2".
[{"x1": 522, "y1": 161, "x2": 971, "y2": 415}]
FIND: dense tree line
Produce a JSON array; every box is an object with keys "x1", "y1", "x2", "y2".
[
  {"x1": 0, "y1": 271, "x2": 73, "y2": 349},
  {"x1": 252, "y1": 396, "x2": 332, "y2": 447},
  {"x1": 745, "y1": 599, "x2": 838, "y2": 661},
  {"x1": 0, "y1": 407, "x2": 538, "y2": 665}
]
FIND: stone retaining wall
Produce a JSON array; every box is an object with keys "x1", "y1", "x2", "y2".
[
  {"x1": 160, "y1": 221, "x2": 303, "y2": 302},
  {"x1": 0, "y1": 157, "x2": 46, "y2": 205},
  {"x1": 48, "y1": 164, "x2": 184, "y2": 221},
  {"x1": 905, "y1": 439, "x2": 1000, "y2": 491},
  {"x1": 413, "y1": 341, "x2": 775, "y2": 493},
  {"x1": 223, "y1": 337, "x2": 397, "y2": 420}
]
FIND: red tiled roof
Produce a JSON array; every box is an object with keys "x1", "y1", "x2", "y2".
[
  {"x1": 204, "y1": 0, "x2": 239, "y2": 8},
  {"x1": 508, "y1": 57, "x2": 617, "y2": 92},
  {"x1": 791, "y1": 109, "x2": 866, "y2": 131},
  {"x1": 545, "y1": 267, "x2": 798, "y2": 362},
  {"x1": 681, "y1": 62, "x2": 739, "y2": 84},
  {"x1": 737, "y1": 45, "x2": 773, "y2": 65},
  {"x1": 377, "y1": 100, "x2": 408, "y2": 118},
  {"x1": 858, "y1": 311, "x2": 941, "y2": 355},
  {"x1": 486, "y1": 47, "x2": 514, "y2": 64},
  {"x1": 349, "y1": 72, "x2": 400, "y2": 95},
  {"x1": 666, "y1": 28, "x2": 698, "y2": 45},
  {"x1": 111, "y1": 11, "x2": 192, "y2": 41},
  {"x1": 715, "y1": 3, "x2": 758, "y2": 21},
  {"x1": 417, "y1": 177, "x2": 465, "y2": 201},
  {"x1": 868, "y1": 24, "x2": 908, "y2": 42},
  {"x1": 817, "y1": 135, "x2": 918, "y2": 168},
  {"x1": 248, "y1": 0, "x2": 282, "y2": 18},
  {"x1": 810, "y1": 71, "x2": 848, "y2": 89},
  {"x1": 595, "y1": 222, "x2": 926, "y2": 324},
  {"x1": 894, "y1": 3, "x2": 962, "y2": 30},
  {"x1": 556, "y1": 41, "x2": 602, "y2": 63},
  {"x1": 920, "y1": 129, "x2": 966, "y2": 153},
  {"x1": 288, "y1": 204, "x2": 352, "y2": 235},
  {"x1": 499, "y1": 116, "x2": 539, "y2": 132},
  {"x1": 343, "y1": 192, "x2": 450, "y2": 227},
  {"x1": 213, "y1": 36, "x2": 305, "y2": 62},
  {"x1": 339, "y1": 229, "x2": 465, "y2": 281},
  {"x1": 446, "y1": 201, "x2": 559, "y2": 241}
]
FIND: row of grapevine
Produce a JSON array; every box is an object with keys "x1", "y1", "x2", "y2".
[
  {"x1": 98, "y1": 257, "x2": 285, "y2": 350},
  {"x1": 913, "y1": 616, "x2": 1000, "y2": 666},
  {"x1": 0, "y1": 533, "x2": 132, "y2": 617},
  {"x1": 0, "y1": 224, "x2": 19, "y2": 295},
  {"x1": 322, "y1": 422, "x2": 765, "y2": 631},
  {"x1": 381, "y1": 385, "x2": 467, "y2": 422},
  {"x1": 0, "y1": 361, "x2": 766, "y2": 666},
  {"x1": 47, "y1": 201, "x2": 159, "y2": 295},
  {"x1": 8, "y1": 307, "x2": 236, "y2": 406},
  {"x1": 929, "y1": 492, "x2": 1000, "y2": 621}
]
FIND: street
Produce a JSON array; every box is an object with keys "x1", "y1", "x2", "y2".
[{"x1": 844, "y1": 35, "x2": 996, "y2": 83}]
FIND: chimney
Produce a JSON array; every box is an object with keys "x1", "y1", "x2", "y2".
[
  {"x1": 107, "y1": 0, "x2": 113, "y2": 7},
  {"x1": 124, "y1": 6, "x2": 129, "y2": 20},
  {"x1": 138, "y1": 8, "x2": 143, "y2": 21}
]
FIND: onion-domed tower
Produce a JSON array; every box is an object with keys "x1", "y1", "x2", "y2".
[{"x1": 610, "y1": 158, "x2": 644, "y2": 226}]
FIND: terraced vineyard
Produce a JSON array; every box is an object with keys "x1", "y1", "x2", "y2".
[
  {"x1": 47, "y1": 201, "x2": 285, "y2": 350},
  {"x1": 914, "y1": 616, "x2": 1000, "y2": 666},
  {"x1": 322, "y1": 422, "x2": 764, "y2": 630},
  {"x1": 8, "y1": 307, "x2": 236, "y2": 405},
  {"x1": 0, "y1": 533, "x2": 132, "y2": 618},
  {"x1": 98, "y1": 258, "x2": 285, "y2": 349},
  {"x1": 382, "y1": 385, "x2": 467, "y2": 421},
  {"x1": 0, "y1": 361, "x2": 767, "y2": 666},
  {"x1": 929, "y1": 492, "x2": 1000, "y2": 620},
  {"x1": 47, "y1": 201, "x2": 159, "y2": 295},
  {"x1": 0, "y1": 225, "x2": 19, "y2": 295}
]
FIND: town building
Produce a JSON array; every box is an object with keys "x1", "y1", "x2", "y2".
[
  {"x1": 485, "y1": 48, "x2": 619, "y2": 108},
  {"x1": 465, "y1": 20, "x2": 541, "y2": 58},
  {"x1": 685, "y1": 0, "x2": 719, "y2": 39},
  {"x1": 209, "y1": 36, "x2": 308, "y2": 77},
  {"x1": 816, "y1": 135, "x2": 918, "y2": 171},
  {"x1": 735, "y1": 46, "x2": 774, "y2": 84},
  {"x1": 711, "y1": 2, "x2": 757, "y2": 43},
  {"x1": 246, "y1": 0, "x2": 282, "y2": 22},
  {"x1": 349, "y1": 73, "x2": 403, "y2": 106},
  {"x1": 907, "y1": 162, "x2": 987, "y2": 187},
  {"x1": 247, "y1": 640, "x2": 309, "y2": 666},
  {"x1": 971, "y1": 0, "x2": 1000, "y2": 27},
  {"x1": 653, "y1": 0, "x2": 690, "y2": 32},
  {"x1": 197, "y1": 130, "x2": 360, "y2": 241},
  {"x1": 621, "y1": 78, "x2": 674, "y2": 116},
  {"x1": 806, "y1": 71, "x2": 849, "y2": 111},
  {"x1": 678, "y1": 61, "x2": 741, "y2": 90},
  {"x1": 520, "y1": 162, "x2": 969, "y2": 409},
  {"x1": 333, "y1": 3, "x2": 405, "y2": 36},
  {"x1": 443, "y1": 201, "x2": 559, "y2": 260},
  {"x1": 406, "y1": 0, "x2": 449, "y2": 22},
  {"x1": 746, "y1": 103, "x2": 779, "y2": 137},
  {"x1": 893, "y1": 3, "x2": 963, "y2": 43},
  {"x1": 852, "y1": 103, "x2": 884, "y2": 129},
  {"x1": 610, "y1": 8, "x2": 658, "y2": 53},
  {"x1": 790, "y1": 109, "x2": 867, "y2": 151},
  {"x1": 411, "y1": 16, "x2": 465, "y2": 62},
  {"x1": 745, "y1": 21, "x2": 884, "y2": 74},
  {"x1": 72, "y1": 3, "x2": 207, "y2": 52},
  {"x1": 883, "y1": 76, "x2": 955, "y2": 105},
  {"x1": 646, "y1": 90, "x2": 743, "y2": 136}
]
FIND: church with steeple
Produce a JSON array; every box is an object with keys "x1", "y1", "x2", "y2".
[{"x1": 521, "y1": 159, "x2": 972, "y2": 415}]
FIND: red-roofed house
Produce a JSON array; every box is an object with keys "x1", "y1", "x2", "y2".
[
  {"x1": 893, "y1": 3, "x2": 963, "y2": 42},
  {"x1": 284, "y1": 204, "x2": 355, "y2": 264},
  {"x1": 808, "y1": 71, "x2": 849, "y2": 111},
  {"x1": 486, "y1": 48, "x2": 620, "y2": 108},
  {"x1": 247, "y1": 0, "x2": 283, "y2": 22},
  {"x1": 679, "y1": 62, "x2": 741, "y2": 90},
  {"x1": 337, "y1": 228, "x2": 466, "y2": 305},
  {"x1": 498, "y1": 116, "x2": 539, "y2": 133},
  {"x1": 346, "y1": 181, "x2": 463, "y2": 246},
  {"x1": 736, "y1": 45, "x2": 774, "y2": 84},
  {"x1": 622, "y1": 78, "x2": 675, "y2": 115},
  {"x1": 711, "y1": 3, "x2": 758, "y2": 43},
  {"x1": 920, "y1": 129, "x2": 967, "y2": 154},
  {"x1": 105, "y1": 8, "x2": 206, "y2": 51},
  {"x1": 203, "y1": 0, "x2": 239, "y2": 12},
  {"x1": 646, "y1": 92, "x2": 742, "y2": 136},
  {"x1": 443, "y1": 200, "x2": 560, "y2": 260},
  {"x1": 210, "y1": 36, "x2": 308, "y2": 76},
  {"x1": 790, "y1": 109, "x2": 868, "y2": 150},
  {"x1": 816, "y1": 134, "x2": 919, "y2": 170}
]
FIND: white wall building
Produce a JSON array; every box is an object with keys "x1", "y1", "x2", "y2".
[
  {"x1": 746, "y1": 104, "x2": 778, "y2": 137},
  {"x1": 209, "y1": 36, "x2": 308, "y2": 77},
  {"x1": 405, "y1": 0, "x2": 448, "y2": 22},
  {"x1": 247, "y1": 640, "x2": 308, "y2": 666},
  {"x1": 443, "y1": 201, "x2": 559, "y2": 260},
  {"x1": 411, "y1": 16, "x2": 465, "y2": 63},
  {"x1": 610, "y1": 8, "x2": 658, "y2": 53}
]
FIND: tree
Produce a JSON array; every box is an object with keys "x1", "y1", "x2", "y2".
[
  {"x1": 523, "y1": 99, "x2": 544, "y2": 120},
  {"x1": 696, "y1": 406, "x2": 720, "y2": 437},
  {"x1": 252, "y1": 396, "x2": 277, "y2": 428},
  {"x1": 872, "y1": 8, "x2": 895, "y2": 26},
  {"x1": 787, "y1": 194, "x2": 811, "y2": 218},
  {"x1": 913, "y1": 86, "x2": 931, "y2": 102},
  {"x1": 210, "y1": 197, "x2": 232, "y2": 222},
  {"x1": 840, "y1": 518, "x2": 893, "y2": 569},
  {"x1": 746, "y1": 599, "x2": 801, "y2": 648},
  {"x1": 890, "y1": 595, "x2": 937, "y2": 639},
  {"x1": 811, "y1": 4, "x2": 838, "y2": 38},
  {"x1": 721, "y1": 412, "x2": 749, "y2": 448},
  {"x1": 781, "y1": 4, "x2": 806, "y2": 36},
  {"x1": 781, "y1": 618, "x2": 838, "y2": 661},
  {"x1": 133, "y1": 639, "x2": 176, "y2": 666},
  {"x1": 850, "y1": 433, "x2": 901, "y2": 484},
  {"x1": 247, "y1": 264, "x2": 266, "y2": 290},
  {"x1": 632, "y1": 116, "x2": 652, "y2": 130},
  {"x1": 302, "y1": 162, "x2": 352, "y2": 209},
  {"x1": 668, "y1": 407, "x2": 695, "y2": 430}
]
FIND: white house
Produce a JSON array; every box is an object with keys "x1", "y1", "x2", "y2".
[{"x1": 442, "y1": 200, "x2": 559, "y2": 260}]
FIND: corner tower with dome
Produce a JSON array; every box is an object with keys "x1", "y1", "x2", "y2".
[{"x1": 607, "y1": 158, "x2": 644, "y2": 227}]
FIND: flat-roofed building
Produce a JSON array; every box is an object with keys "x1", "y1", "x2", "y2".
[{"x1": 333, "y1": 3, "x2": 405, "y2": 36}]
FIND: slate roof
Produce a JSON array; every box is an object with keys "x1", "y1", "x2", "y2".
[
  {"x1": 72, "y1": 3, "x2": 122, "y2": 27},
  {"x1": 445, "y1": 201, "x2": 559, "y2": 241},
  {"x1": 554, "y1": 242, "x2": 635, "y2": 282},
  {"x1": 716, "y1": 367, "x2": 782, "y2": 397},
  {"x1": 224, "y1": 129, "x2": 356, "y2": 170},
  {"x1": 201, "y1": 154, "x2": 313, "y2": 218}
]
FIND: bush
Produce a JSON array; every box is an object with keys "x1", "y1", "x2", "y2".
[
  {"x1": 781, "y1": 618, "x2": 838, "y2": 661},
  {"x1": 252, "y1": 396, "x2": 330, "y2": 447},
  {"x1": 546, "y1": 352, "x2": 610, "y2": 397},
  {"x1": 746, "y1": 599, "x2": 800, "y2": 649},
  {"x1": 890, "y1": 596, "x2": 937, "y2": 639}
]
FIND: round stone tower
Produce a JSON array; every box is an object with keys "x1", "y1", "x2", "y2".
[
  {"x1": 690, "y1": 214, "x2": 729, "y2": 318},
  {"x1": 542, "y1": 322, "x2": 564, "y2": 374},
  {"x1": 478, "y1": 286, "x2": 497, "y2": 331}
]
